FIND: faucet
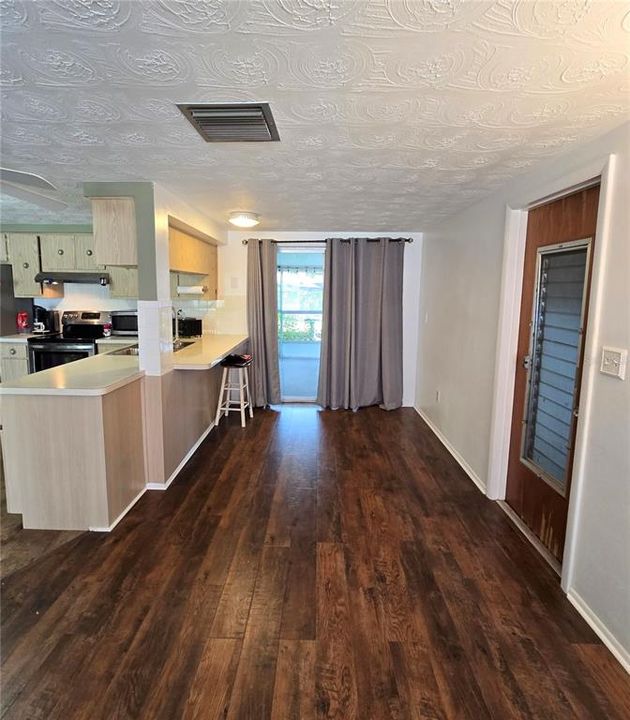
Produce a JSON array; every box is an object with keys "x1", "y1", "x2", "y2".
[{"x1": 173, "y1": 307, "x2": 180, "y2": 344}]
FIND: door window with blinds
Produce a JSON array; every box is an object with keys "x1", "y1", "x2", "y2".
[{"x1": 521, "y1": 238, "x2": 591, "y2": 492}]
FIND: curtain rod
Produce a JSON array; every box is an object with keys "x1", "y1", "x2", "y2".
[{"x1": 242, "y1": 237, "x2": 413, "y2": 245}]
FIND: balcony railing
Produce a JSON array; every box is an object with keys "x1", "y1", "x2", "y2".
[{"x1": 278, "y1": 310, "x2": 322, "y2": 344}]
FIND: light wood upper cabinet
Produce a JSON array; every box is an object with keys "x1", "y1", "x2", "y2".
[
  {"x1": 39, "y1": 234, "x2": 76, "y2": 271},
  {"x1": 169, "y1": 226, "x2": 218, "y2": 300},
  {"x1": 1, "y1": 233, "x2": 9, "y2": 264},
  {"x1": 205, "y1": 247, "x2": 218, "y2": 299},
  {"x1": 74, "y1": 233, "x2": 99, "y2": 270},
  {"x1": 6, "y1": 234, "x2": 41, "y2": 297},
  {"x1": 169, "y1": 227, "x2": 216, "y2": 274},
  {"x1": 106, "y1": 266, "x2": 138, "y2": 298},
  {"x1": 91, "y1": 197, "x2": 137, "y2": 266}
]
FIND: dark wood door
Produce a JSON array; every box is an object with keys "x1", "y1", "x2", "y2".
[{"x1": 506, "y1": 186, "x2": 599, "y2": 562}]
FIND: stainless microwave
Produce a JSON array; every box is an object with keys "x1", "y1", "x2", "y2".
[{"x1": 110, "y1": 310, "x2": 138, "y2": 336}]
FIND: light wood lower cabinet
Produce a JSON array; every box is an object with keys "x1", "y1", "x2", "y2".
[
  {"x1": 2, "y1": 378, "x2": 146, "y2": 530},
  {"x1": 1, "y1": 341, "x2": 29, "y2": 382},
  {"x1": 1, "y1": 358, "x2": 29, "y2": 382}
]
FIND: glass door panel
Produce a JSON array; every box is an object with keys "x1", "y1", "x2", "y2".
[
  {"x1": 277, "y1": 249, "x2": 325, "y2": 401},
  {"x1": 521, "y1": 242, "x2": 590, "y2": 491}
]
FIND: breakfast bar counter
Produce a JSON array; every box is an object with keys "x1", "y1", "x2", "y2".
[{"x1": 170, "y1": 333, "x2": 249, "y2": 370}]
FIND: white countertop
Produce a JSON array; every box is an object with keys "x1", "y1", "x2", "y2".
[
  {"x1": 0, "y1": 333, "x2": 42, "y2": 343},
  {"x1": 0, "y1": 333, "x2": 248, "y2": 395},
  {"x1": 0, "y1": 334, "x2": 138, "y2": 345},
  {"x1": 171, "y1": 334, "x2": 248, "y2": 370},
  {"x1": 96, "y1": 336, "x2": 138, "y2": 345},
  {"x1": 0, "y1": 354, "x2": 144, "y2": 397}
]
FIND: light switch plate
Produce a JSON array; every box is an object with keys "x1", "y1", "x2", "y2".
[{"x1": 600, "y1": 346, "x2": 627, "y2": 380}]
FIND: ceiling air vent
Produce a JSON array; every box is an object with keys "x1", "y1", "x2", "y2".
[{"x1": 177, "y1": 103, "x2": 280, "y2": 142}]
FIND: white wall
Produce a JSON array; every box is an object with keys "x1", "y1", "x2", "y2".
[
  {"x1": 415, "y1": 121, "x2": 630, "y2": 665},
  {"x1": 220, "y1": 230, "x2": 422, "y2": 406},
  {"x1": 37, "y1": 283, "x2": 137, "y2": 312}
]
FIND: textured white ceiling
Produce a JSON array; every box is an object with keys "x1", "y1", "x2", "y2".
[{"x1": 1, "y1": 0, "x2": 629, "y2": 230}]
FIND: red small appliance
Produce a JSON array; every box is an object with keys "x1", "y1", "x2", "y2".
[{"x1": 16, "y1": 311, "x2": 30, "y2": 333}]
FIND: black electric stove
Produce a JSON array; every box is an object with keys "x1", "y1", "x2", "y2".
[{"x1": 27, "y1": 311, "x2": 112, "y2": 373}]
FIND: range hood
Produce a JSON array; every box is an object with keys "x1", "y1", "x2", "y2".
[{"x1": 34, "y1": 271, "x2": 110, "y2": 286}]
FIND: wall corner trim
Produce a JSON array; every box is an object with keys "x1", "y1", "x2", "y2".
[
  {"x1": 414, "y1": 406, "x2": 486, "y2": 494},
  {"x1": 567, "y1": 589, "x2": 630, "y2": 674},
  {"x1": 87, "y1": 487, "x2": 146, "y2": 533}
]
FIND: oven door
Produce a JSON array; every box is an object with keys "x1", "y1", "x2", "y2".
[{"x1": 28, "y1": 342, "x2": 96, "y2": 373}]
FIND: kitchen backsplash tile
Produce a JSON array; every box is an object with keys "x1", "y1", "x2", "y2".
[
  {"x1": 35, "y1": 283, "x2": 137, "y2": 312},
  {"x1": 173, "y1": 296, "x2": 246, "y2": 335}
]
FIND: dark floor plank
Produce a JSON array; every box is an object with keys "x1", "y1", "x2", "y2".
[
  {"x1": 92, "y1": 514, "x2": 221, "y2": 720},
  {"x1": 271, "y1": 640, "x2": 316, "y2": 720},
  {"x1": 2, "y1": 407, "x2": 629, "y2": 720},
  {"x1": 210, "y1": 462, "x2": 278, "y2": 638},
  {"x1": 401, "y1": 541, "x2": 493, "y2": 720},
  {"x1": 181, "y1": 638, "x2": 242, "y2": 720},
  {"x1": 315, "y1": 542, "x2": 358, "y2": 720},
  {"x1": 225, "y1": 545, "x2": 289, "y2": 720},
  {"x1": 390, "y1": 641, "x2": 446, "y2": 720}
]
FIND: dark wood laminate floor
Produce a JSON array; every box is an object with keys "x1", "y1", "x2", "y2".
[
  {"x1": 1, "y1": 406, "x2": 628, "y2": 719},
  {"x1": 0, "y1": 475, "x2": 80, "y2": 579}
]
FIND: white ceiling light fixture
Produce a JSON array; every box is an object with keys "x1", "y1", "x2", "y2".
[{"x1": 229, "y1": 211, "x2": 260, "y2": 228}]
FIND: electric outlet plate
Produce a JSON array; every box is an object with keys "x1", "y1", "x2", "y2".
[{"x1": 600, "y1": 346, "x2": 627, "y2": 380}]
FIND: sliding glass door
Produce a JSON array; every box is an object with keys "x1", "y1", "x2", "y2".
[{"x1": 277, "y1": 247, "x2": 325, "y2": 401}]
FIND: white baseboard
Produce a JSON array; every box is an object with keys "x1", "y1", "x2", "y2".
[
  {"x1": 88, "y1": 420, "x2": 216, "y2": 530},
  {"x1": 567, "y1": 589, "x2": 630, "y2": 673},
  {"x1": 88, "y1": 487, "x2": 146, "y2": 533},
  {"x1": 414, "y1": 407, "x2": 486, "y2": 494},
  {"x1": 413, "y1": 410, "x2": 629, "y2": 674},
  {"x1": 146, "y1": 421, "x2": 215, "y2": 491}
]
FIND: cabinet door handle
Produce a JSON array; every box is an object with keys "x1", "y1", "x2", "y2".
[
  {"x1": 9, "y1": 348, "x2": 16, "y2": 355},
  {"x1": 86, "y1": 249, "x2": 93, "y2": 256},
  {"x1": 58, "y1": 249, "x2": 64, "y2": 255},
  {"x1": 22, "y1": 262, "x2": 29, "y2": 269}
]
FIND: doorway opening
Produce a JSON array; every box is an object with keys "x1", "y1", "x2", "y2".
[{"x1": 277, "y1": 246, "x2": 325, "y2": 402}]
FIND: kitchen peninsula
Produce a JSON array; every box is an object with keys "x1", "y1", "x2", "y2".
[{"x1": 0, "y1": 333, "x2": 248, "y2": 530}]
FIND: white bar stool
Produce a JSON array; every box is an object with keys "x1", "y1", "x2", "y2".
[{"x1": 214, "y1": 354, "x2": 253, "y2": 428}]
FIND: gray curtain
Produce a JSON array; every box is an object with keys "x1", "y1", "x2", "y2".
[
  {"x1": 247, "y1": 239, "x2": 281, "y2": 406},
  {"x1": 317, "y1": 238, "x2": 404, "y2": 411}
]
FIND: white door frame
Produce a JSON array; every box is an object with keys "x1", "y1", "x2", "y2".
[{"x1": 485, "y1": 153, "x2": 618, "y2": 592}]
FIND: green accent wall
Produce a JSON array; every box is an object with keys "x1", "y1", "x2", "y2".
[{"x1": 83, "y1": 181, "x2": 157, "y2": 301}]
